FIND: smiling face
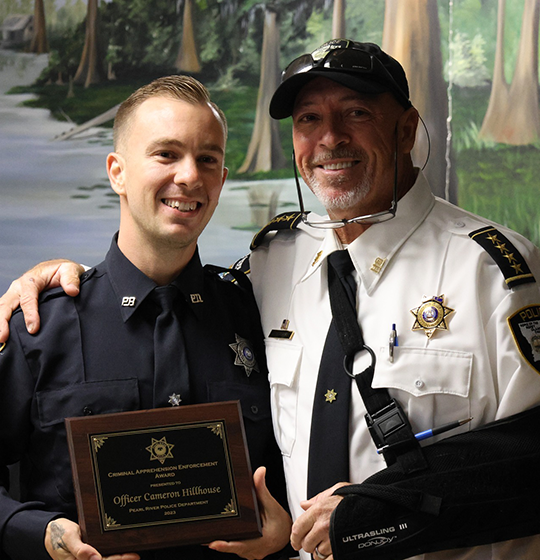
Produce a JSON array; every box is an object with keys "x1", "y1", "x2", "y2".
[
  {"x1": 107, "y1": 96, "x2": 228, "y2": 281},
  {"x1": 292, "y1": 77, "x2": 418, "y2": 231}
]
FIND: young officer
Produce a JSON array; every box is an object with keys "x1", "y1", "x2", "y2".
[{"x1": 0, "y1": 76, "x2": 290, "y2": 560}]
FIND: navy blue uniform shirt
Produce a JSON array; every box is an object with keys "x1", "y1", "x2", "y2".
[{"x1": 0, "y1": 236, "x2": 286, "y2": 560}]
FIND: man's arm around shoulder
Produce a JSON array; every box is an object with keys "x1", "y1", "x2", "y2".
[{"x1": 0, "y1": 260, "x2": 84, "y2": 343}]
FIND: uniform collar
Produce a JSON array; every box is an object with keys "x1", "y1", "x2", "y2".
[
  {"x1": 169, "y1": 249, "x2": 206, "y2": 321},
  {"x1": 301, "y1": 170, "x2": 435, "y2": 293},
  {"x1": 104, "y1": 234, "x2": 206, "y2": 322}
]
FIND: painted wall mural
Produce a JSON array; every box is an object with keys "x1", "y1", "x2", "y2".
[{"x1": 1, "y1": 0, "x2": 539, "y2": 293}]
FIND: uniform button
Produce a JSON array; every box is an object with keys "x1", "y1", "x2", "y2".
[
  {"x1": 415, "y1": 380, "x2": 425, "y2": 389},
  {"x1": 81, "y1": 272, "x2": 89, "y2": 281},
  {"x1": 454, "y1": 220, "x2": 465, "y2": 228},
  {"x1": 251, "y1": 405, "x2": 259, "y2": 415},
  {"x1": 83, "y1": 406, "x2": 93, "y2": 415}
]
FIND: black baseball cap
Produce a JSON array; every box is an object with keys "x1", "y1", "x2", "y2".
[{"x1": 269, "y1": 39, "x2": 412, "y2": 119}]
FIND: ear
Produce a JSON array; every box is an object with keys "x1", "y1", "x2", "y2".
[
  {"x1": 221, "y1": 166, "x2": 229, "y2": 189},
  {"x1": 107, "y1": 152, "x2": 126, "y2": 196},
  {"x1": 397, "y1": 107, "x2": 419, "y2": 155}
]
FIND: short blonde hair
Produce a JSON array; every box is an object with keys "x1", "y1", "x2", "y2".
[{"x1": 113, "y1": 75, "x2": 228, "y2": 150}]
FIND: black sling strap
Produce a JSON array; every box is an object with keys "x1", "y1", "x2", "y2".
[{"x1": 327, "y1": 250, "x2": 427, "y2": 473}]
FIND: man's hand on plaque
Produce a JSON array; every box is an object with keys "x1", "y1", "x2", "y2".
[
  {"x1": 44, "y1": 518, "x2": 140, "y2": 560},
  {"x1": 0, "y1": 259, "x2": 83, "y2": 344},
  {"x1": 207, "y1": 466, "x2": 292, "y2": 559}
]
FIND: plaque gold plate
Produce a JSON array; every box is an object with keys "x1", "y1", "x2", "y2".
[{"x1": 65, "y1": 401, "x2": 261, "y2": 554}]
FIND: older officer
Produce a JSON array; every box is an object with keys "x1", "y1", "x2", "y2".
[
  {"x1": 0, "y1": 76, "x2": 290, "y2": 560},
  {"x1": 245, "y1": 40, "x2": 540, "y2": 560}
]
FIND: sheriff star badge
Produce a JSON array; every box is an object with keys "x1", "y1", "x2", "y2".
[{"x1": 410, "y1": 295, "x2": 454, "y2": 338}]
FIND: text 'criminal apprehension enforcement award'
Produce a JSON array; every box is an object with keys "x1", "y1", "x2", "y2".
[{"x1": 65, "y1": 401, "x2": 261, "y2": 554}]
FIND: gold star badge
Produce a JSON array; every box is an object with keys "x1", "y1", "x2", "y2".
[
  {"x1": 411, "y1": 295, "x2": 454, "y2": 338},
  {"x1": 325, "y1": 389, "x2": 337, "y2": 403},
  {"x1": 146, "y1": 437, "x2": 174, "y2": 464}
]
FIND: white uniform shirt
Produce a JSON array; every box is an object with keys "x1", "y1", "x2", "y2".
[{"x1": 249, "y1": 171, "x2": 540, "y2": 560}]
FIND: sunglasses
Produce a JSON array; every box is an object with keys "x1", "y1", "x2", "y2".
[
  {"x1": 281, "y1": 39, "x2": 410, "y2": 107},
  {"x1": 282, "y1": 40, "x2": 373, "y2": 81}
]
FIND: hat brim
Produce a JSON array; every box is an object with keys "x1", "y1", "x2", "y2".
[{"x1": 269, "y1": 70, "x2": 391, "y2": 120}]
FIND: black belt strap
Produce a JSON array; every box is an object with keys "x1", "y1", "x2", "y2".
[{"x1": 328, "y1": 250, "x2": 427, "y2": 473}]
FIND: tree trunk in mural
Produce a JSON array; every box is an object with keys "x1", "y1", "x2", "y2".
[
  {"x1": 175, "y1": 0, "x2": 201, "y2": 73},
  {"x1": 480, "y1": 0, "x2": 540, "y2": 144},
  {"x1": 382, "y1": 0, "x2": 456, "y2": 203},
  {"x1": 507, "y1": 0, "x2": 540, "y2": 143},
  {"x1": 74, "y1": 0, "x2": 103, "y2": 87},
  {"x1": 332, "y1": 0, "x2": 346, "y2": 39},
  {"x1": 29, "y1": 0, "x2": 48, "y2": 54},
  {"x1": 237, "y1": 8, "x2": 287, "y2": 174},
  {"x1": 478, "y1": 0, "x2": 508, "y2": 141}
]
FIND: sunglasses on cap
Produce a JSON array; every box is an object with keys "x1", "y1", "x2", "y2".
[{"x1": 280, "y1": 39, "x2": 410, "y2": 107}]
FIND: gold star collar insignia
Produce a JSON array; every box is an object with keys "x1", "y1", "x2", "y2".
[{"x1": 411, "y1": 295, "x2": 454, "y2": 338}]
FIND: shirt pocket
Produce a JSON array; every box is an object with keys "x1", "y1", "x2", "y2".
[
  {"x1": 265, "y1": 339, "x2": 302, "y2": 457},
  {"x1": 207, "y1": 381, "x2": 271, "y2": 423},
  {"x1": 36, "y1": 379, "x2": 140, "y2": 503},
  {"x1": 373, "y1": 346, "x2": 473, "y2": 435}
]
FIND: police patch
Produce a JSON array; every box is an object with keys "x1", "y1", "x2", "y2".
[{"x1": 508, "y1": 305, "x2": 540, "y2": 374}]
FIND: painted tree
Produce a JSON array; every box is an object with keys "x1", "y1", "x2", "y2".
[
  {"x1": 383, "y1": 0, "x2": 456, "y2": 203},
  {"x1": 175, "y1": 0, "x2": 201, "y2": 73},
  {"x1": 74, "y1": 0, "x2": 104, "y2": 87},
  {"x1": 479, "y1": 0, "x2": 508, "y2": 143},
  {"x1": 29, "y1": 0, "x2": 48, "y2": 54},
  {"x1": 332, "y1": 0, "x2": 346, "y2": 39},
  {"x1": 237, "y1": 0, "x2": 329, "y2": 174},
  {"x1": 480, "y1": 0, "x2": 540, "y2": 144},
  {"x1": 237, "y1": 7, "x2": 287, "y2": 173}
]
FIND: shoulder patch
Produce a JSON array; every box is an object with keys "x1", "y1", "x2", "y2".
[
  {"x1": 469, "y1": 226, "x2": 535, "y2": 289},
  {"x1": 508, "y1": 305, "x2": 540, "y2": 374},
  {"x1": 250, "y1": 211, "x2": 303, "y2": 250}
]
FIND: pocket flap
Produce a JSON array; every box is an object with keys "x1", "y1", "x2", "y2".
[
  {"x1": 37, "y1": 378, "x2": 140, "y2": 427},
  {"x1": 265, "y1": 339, "x2": 303, "y2": 387},
  {"x1": 207, "y1": 382, "x2": 271, "y2": 422},
  {"x1": 373, "y1": 347, "x2": 473, "y2": 398}
]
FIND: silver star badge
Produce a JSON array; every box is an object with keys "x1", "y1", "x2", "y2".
[
  {"x1": 229, "y1": 334, "x2": 259, "y2": 377},
  {"x1": 168, "y1": 393, "x2": 182, "y2": 406}
]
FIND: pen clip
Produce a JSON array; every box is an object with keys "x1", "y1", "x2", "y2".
[{"x1": 389, "y1": 323, "x2": 398, "y2": 362}]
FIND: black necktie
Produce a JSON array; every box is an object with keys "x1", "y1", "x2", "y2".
[
  {"x1": 307, "y1": 250, "x2": 356, "y2": 499},
  {"x1": 151, "y1": 286, "x2": 190, "y2": 408}
]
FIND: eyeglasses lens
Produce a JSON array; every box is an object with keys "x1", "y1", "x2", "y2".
[
  {"x1": 282, "y1": 46, "x2": 374, "y2": 82},
  {"x1": 321, "y1": 49, "x2": 373, "y2": 72}
]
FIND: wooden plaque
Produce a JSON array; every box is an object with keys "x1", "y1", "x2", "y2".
[{"x1": 65, "y1": 401, "x2": 261, "y2": 554}]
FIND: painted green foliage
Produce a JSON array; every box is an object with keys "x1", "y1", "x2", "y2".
[{"x1": 3, "y1": 0, "x2": 540, "y2": 243}]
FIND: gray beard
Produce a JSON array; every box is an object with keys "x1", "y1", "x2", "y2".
[{"x1": 306, "y1": 166, "x2": 373, "y2": 212}]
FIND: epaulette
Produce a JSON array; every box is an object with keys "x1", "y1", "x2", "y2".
[
  {"x1": 204, "y1": 263, "x2": 252, "y2": 291},
  {"x1": 250, "y1": 211, "x2": 303, "y2": 250},
  {"x1": 469, "y1": 226, "x2": 536, "y2": 288},
  {"x1": 230, "y1": 254, "x2": 250, "y2": 275}
]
